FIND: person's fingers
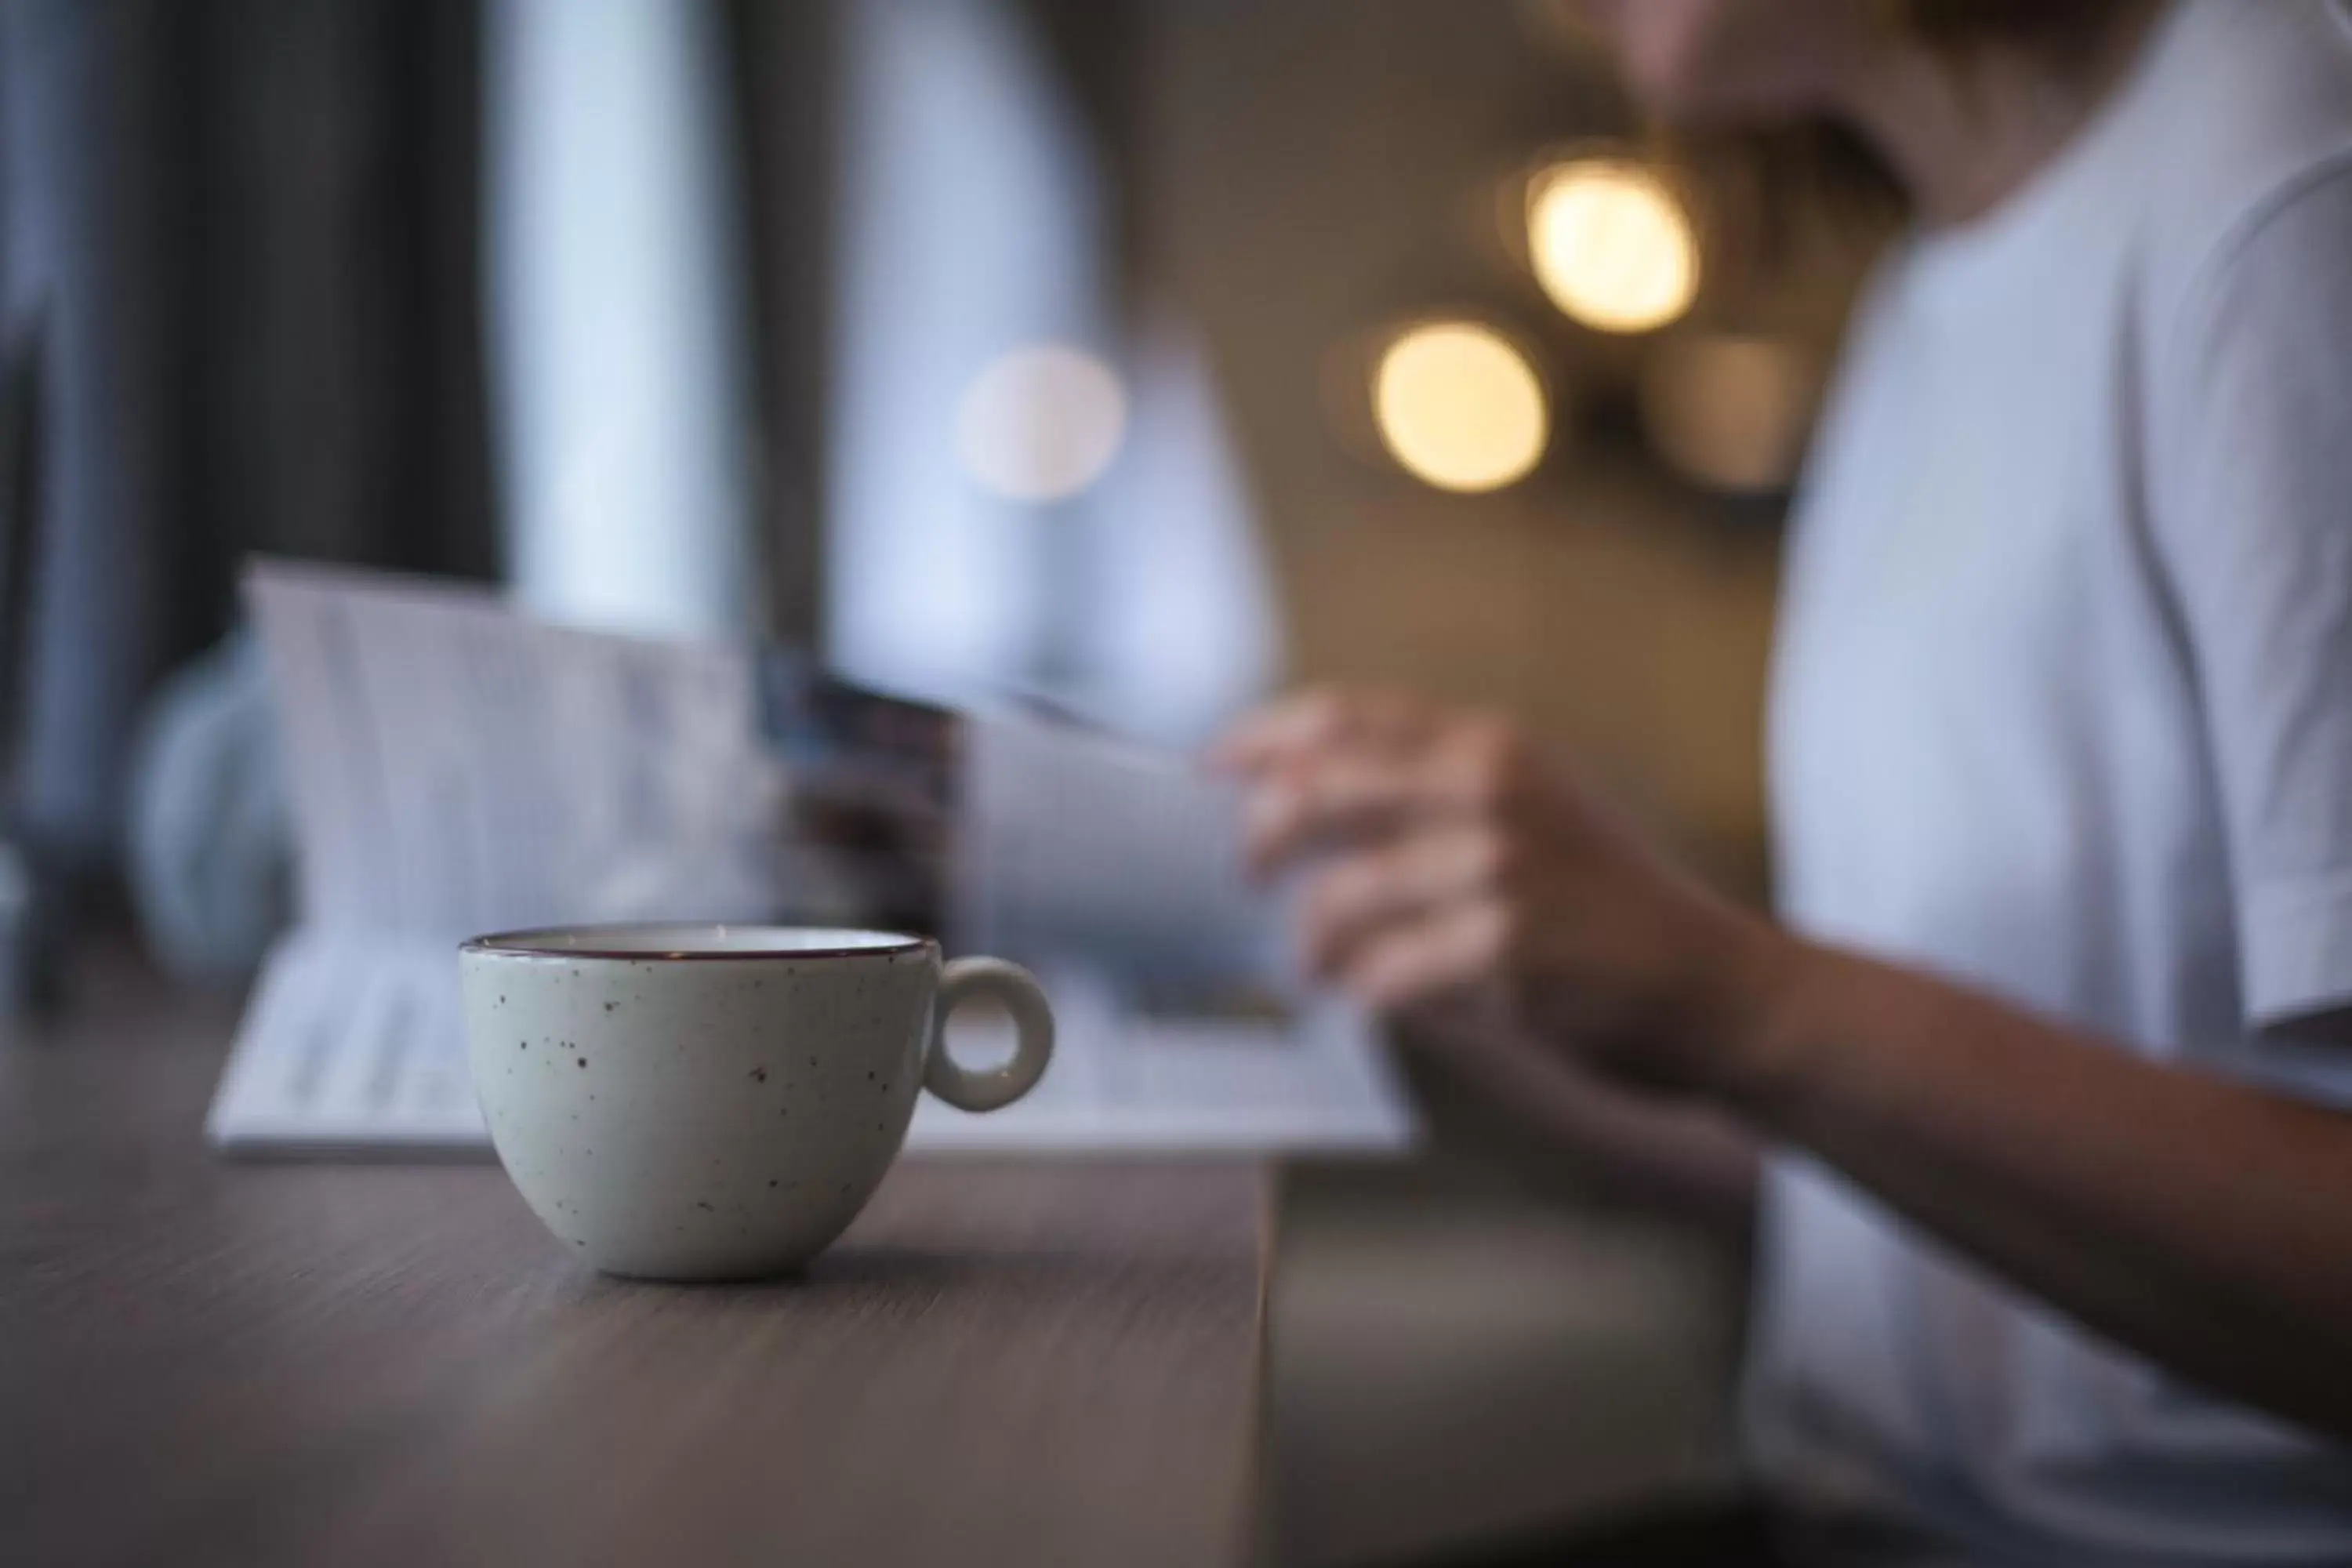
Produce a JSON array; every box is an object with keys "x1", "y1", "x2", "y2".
[
  {"x1": 1211, "y1": 688, "x2": 1440, "y2": 775},
  {"x1": 1240, "y1": 723, "x2": 1538, "y2": 875},
  {"x1": 1241, "y1": 755, "x2": 1444, "y2": 874},
  {"x1": 1334, "y1": 899, "x2": 1521, "y2": 1014},
  {"x1": 1294, "y1": 826, "x2": 1512, "y2": 979},
  {"x1": 1210, "y1": 691, "x2": 1337, "y2": 772}
]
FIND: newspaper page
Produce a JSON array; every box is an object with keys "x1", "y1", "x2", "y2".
[{"x1": 208, "y1": 561, "x2": 1414, "y2": 1155}]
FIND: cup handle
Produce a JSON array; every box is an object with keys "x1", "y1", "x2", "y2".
[{"x1": 924, "y1": 957, "x2": 1054, "y2": 1113}]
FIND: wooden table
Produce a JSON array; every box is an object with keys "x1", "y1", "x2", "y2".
[{"x1": 0, "y1": 949, "x2": 1269, "y2": 1567}]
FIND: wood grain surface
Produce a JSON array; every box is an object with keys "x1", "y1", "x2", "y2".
[{"x1": 0, "y1": 948, "x2": 1267, "y2": 1568}]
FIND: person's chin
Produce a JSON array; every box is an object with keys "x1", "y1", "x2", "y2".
[
  {"x1": 1615, "y1": 40, "x2": 1819, "y2": 130},
  {"x1": 1629, "y1": 74, "x2": 1814, "y2": 132},
  {"x1": 1618, "y1": 60, "x2": 1735, "y2": 125}
]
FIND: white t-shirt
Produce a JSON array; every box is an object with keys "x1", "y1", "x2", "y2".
[{"x1": 1752, "y1": 3, "x2": 2352, "y2": 1563}]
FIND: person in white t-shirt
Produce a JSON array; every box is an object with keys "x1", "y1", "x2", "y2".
[{"x1": 1220, "y1": 2, "x2": 2352, "y2": 1562}]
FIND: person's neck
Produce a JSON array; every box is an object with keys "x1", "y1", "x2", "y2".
[{"x1": 1834, "y1": 0, "x2": 2168, "y2": 230}]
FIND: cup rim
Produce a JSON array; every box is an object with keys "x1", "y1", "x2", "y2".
[{"x1": 459, "y1": 923, "x2": 936, "y2": 962}]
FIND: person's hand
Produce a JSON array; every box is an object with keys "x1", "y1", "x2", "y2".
[{"x1": 1215, "y1": 688, "x2": 1788, "y2": 1098}]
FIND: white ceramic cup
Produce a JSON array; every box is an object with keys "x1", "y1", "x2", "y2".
[{"x1": 458, "y1": 924, "x2": 1053, "y2": 1280}]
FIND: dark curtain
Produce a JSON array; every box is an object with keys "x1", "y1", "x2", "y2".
[
  {"x1": 0, "y1": 0, "x2": 1127, "y2": 912},
  {"x1": 0, "y1": 0, "x2": 492, "y2": 887},
  {"x1": 723, "y1": 0, "x2": 836, "y2": 653}
]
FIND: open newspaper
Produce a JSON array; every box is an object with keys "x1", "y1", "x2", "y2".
[{"x1": 207, "y1": 561, "x2": 1414, "y2": 1155}]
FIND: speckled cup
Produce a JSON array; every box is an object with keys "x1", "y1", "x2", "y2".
[{"x1": 458, "y1": 924, "x2": 1053, "y2": 1280}]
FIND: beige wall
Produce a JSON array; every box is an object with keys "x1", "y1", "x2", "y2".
[{"x1": 1130, "y1": 1, "x2": 1870, "y2": 895}]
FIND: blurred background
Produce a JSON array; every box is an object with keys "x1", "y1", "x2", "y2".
[
  {"x1": 0, "y1": 0, "x2": 1881, "y2": 931},
  {"x1": 1, "y1": 4, "x2": 1885, "y2": 1557}
]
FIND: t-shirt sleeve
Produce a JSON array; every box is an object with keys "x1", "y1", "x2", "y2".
[{"x1": 2155, "y1": 161, "x2": 2352, "y2": 1033}]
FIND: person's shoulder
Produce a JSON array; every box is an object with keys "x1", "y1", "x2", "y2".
[
  {"x1": 2131, "y1": 9, "x2": 2352, "y2": 559},
  {"x1": 2136, "y1": 2, "x2": 2352, "y2": 305}
]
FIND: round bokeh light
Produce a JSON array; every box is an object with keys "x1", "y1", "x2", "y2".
[
  {"x1": 1527, "y1": 158, "x2": 1699, "y2": 334},
  {"x1": 1372, "y1": 321, "x2": 1550, "y2": 494},
  {"x1": 954, "y1": 343, "x2": 1128, "y2": 503}
]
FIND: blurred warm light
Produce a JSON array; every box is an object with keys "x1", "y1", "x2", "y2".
[
  {"x1": 955, "y1": 344, "x2": 1128, "y2": 503},
  {"x1": 1372, "y1": 321, "x2": 1549, "y2": 494},
  {"x1": 1637, "y1": 333, "x2": 1818, "y2": 494},
  {"x1": 1527, "y1": 159, "x2": 1699, "y2": 334}
]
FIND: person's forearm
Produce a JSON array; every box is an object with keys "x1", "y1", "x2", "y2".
[
  {"x1": 1410, "y1": 1013, "x2": 1760, "y2": 1225},
  {"x1": 1512, "y1": 1055, "x2": 1761, "y2": 1225},
  {"x1": 1715, "y1": 933, "x2": 2352, "y2": 1441}
]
